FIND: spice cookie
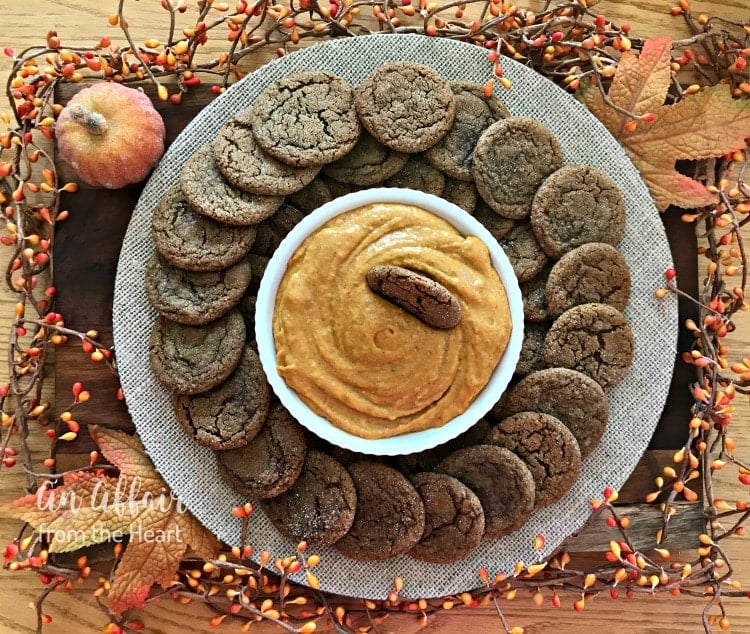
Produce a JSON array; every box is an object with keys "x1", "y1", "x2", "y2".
[
  {"x1": 472, "y1": 117, "x2": 563, "y2": 219},
  {"x1": 216, "y1": 402, "x2": 307, "y2": 499},
  {"x1": 173, "y1": 346, "x2": 270, "y2": 450},
  {"x1": 355, "y1": 62, "x2": 456, "y2": 153},
  {"x1": 424, "y1": 81, "x2": 509, "y2": 181},
  {"x1": 543, "y1": 303, "x2": 634, "y2": 388},
  {"x1": 180, "y1": 143, "x2": 283, "y2": 226},
  {"x1": 148, "y1": 309, "x2": 245, "y2": 395},
  {"x1": 474, "y1": 200, "x2": 516, "y2": 242},
  {"x1": 498, "y1": 221, "x2": 549, "y2": 283},
  {"x1": 397, "y1": 418, "x2": 491, "y2": 475},
  {"x1": 502, "y1": 368, "x2": 608, "y2": 459},
  {"x1": 530, "y1": 165, "x2": 626, "y2": 259},
  {"x1": 384, "y1": 154, "x2": 446, "y2": 196},
  {"x1": 246, "y1": 254, "x2": 270, "y2": 295},
  {"x1": 546, "y1": 243, "x2": 631, "y2": 316},
  {"x1": 486, "y1": 412, "x2": 581, "y2": 507},
  {"x1": 334, "y1": 462, "x2": 425, "y2": 561},
  {"x1": 250, "y1": 203, "x2": 306, "y2": 257},
  {"x1": 436, "y1": 445, "x2": 535, "y2": 539},
  {"x1": 286, "y1": 177, "x2": 333, "y2": 213},
  {"x1": 261, "y1": 450, "x2": 357, "y2": 546},
  {"x1": 322, "y1": 131, "x2": 408, "y2": 186},
  {"x1": 515, "y1": 321, "x2": 548, "y2": 377},
  {"x1": 409, "y1": 472, "x2": 485, "y2": 564},
  {"x1": 251, "y1": 71, "x2": 361, "y2": 168},
  {"x1": 213, "y1": 108, "x2": 320, "y2": 196},
  {"x1": 145, "y1": 254, "x2": 251, "y2": 325},
  {"x1": 441, "y1": 178, "x2": 479, "y2": 214},
  {"x1": 151, "y1": 186, "x2": 256, "y2": 271},
  {"x1": 519, "y1": 266, "x2": 551, "y2": 323}
]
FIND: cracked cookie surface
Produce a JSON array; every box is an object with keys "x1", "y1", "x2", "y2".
[
  {"x1": 546, "y1": 242, "x2": 631, "y2": 316},
  {"x1": 322, "y1": 131, "x2": 408, "y2": 186},
  {"x1": 151, "y1": 185, "x2": 256, "y2": 271},
  {"x1": 216, "y1": 402, "x2": 307, "y2": 499},
  {"x1": 531, "y1": 165, "x2": 626, "y2": 259},
  {"x1": 543, "y1": 303, "x2": 634, "y2": 388},
  {"x1": 384, "y1": 153, "x2": 446, "y2": 196},
  {"x1": 251, "y1": 71, "x2": 361, "y2": 168},
  {"x1": 148, "y1": 309, "x2": 245, "y2": 395},
  {"x1": 472, "y1": 117, "x2": 563, "y2": 219},
  {"x1": 498, "y1": 221, "x2": 549, "y2": 283},
  {"x1": 180, "y1": 143, "x2": 283, "y2": 225},
  {"x1": 261, "y1": 450, "x2": 357, "y2": 546},
  {"x1": 334, "y1": 462, "x2": 425, "y2": 561},
  {"x1": 145, "y1": 254, "x2": 251, "y2": 325},
  {"x1": 437, "y1": 445, "x2": 535, "y2": 539},
  {"x1": 409, "y1": 472, "x2": 485, "y2": 564},
  {"x1": 355, "y1": 62, "x2": 456, "y2": 153},
  {"x1": 173, "y1": 346, "x2": 270, "y2": 450},
  {"x1": 487, "y1": 412, "x2": 581, "y2": 507}
]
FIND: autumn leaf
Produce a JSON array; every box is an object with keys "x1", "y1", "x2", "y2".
[
  {"x1": 0, "y1": 425, "x2": 220, "y2": 614},
  {"x1": 585, "y1": 36, "x2": 750, "y2": 211}
]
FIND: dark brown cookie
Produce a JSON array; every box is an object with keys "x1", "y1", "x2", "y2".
[
  {"x1": 334, "y1": 462, "x2": 425, "y2": 561},
  {"x1": 474, "y1": 200, "x2": 516, "y2": 241},
  {"x1": 250, "y1": 203, "x2": 306, "y2": 257},
  {"x1": 424, "y1": 81, "x2": 509, "y2": 181},
  {"x1": 546, "y1": 243, "x2": 631, "y2": 316},
  {"x1": 286, "y1": 177, "x2": 333, "y2": 213},
  {"x1": 519, "y1": 266, "x2": 552, "y2": 322},
  {"x1": 502, "y1": 368, "x2": 609, "y2": 458},
  {"x1": 436, "y1": 445, "x2": 535, "y2": 539},
  {"x1": 246, "y1": 254, "x2": 270, "y2": 294},
  {"x1": 409, "y1": 472, "x2": 485, "y2": 564},
  {"x1": 366, "y1": 265, "x2": 461, "y2": 329},
  {"x1": 173, "y1": 346, "x2": 270, "y2": 450},
  {"x1": 486, "y1": 412, "x2": 581, "y2": 507},
  {"x1": 261, "y1": 450, "x2": 357, "y2": 546},
  {"x1": 441, "y1": 178, "x2": 478, "y2": 214},
  {"x1": 251, "y1": 71, "x2": 360, "y2": 168},
  {"x1": 515, "y1": 321, "x2": 548, "y2": 377},
  {"x1": 213, "y1": 108, "x2": 321, "y2": 196},
  {"x1": 397, "y1": 419, "x2": 491, "y2": 475},
  {"x1": 384, "y1": 154, "x2": 446, "y2": 196},
  {"x1": 148, "y1": 309, "x2": 245, "y2": 395},
  {"x1": 145, "y1": 254, "x2": 251, "y2": 326},
  {"x1": 543, "y1": 303, "x2": 634, "y2": 388},
  {"x1": 151, "y1": 185, "x2": 256, "y2": 271},
  {"x1": 216, "y1": 402, "x2": 307, "y2": 499},
  {"x1": 355, "y1": 62, "x2": 456, "y2": 153},
  {"x1": 322, "y1": 131, "x2": 408, "y2": 186},
  {"x1": 180, "y1": 143, "x2": 283, "y2": 226},
  {"x1": 499, "y1": 221, "x2": 549, "y2": 283},
  {"x1": 530, "y1": 165, "x2": 626, "y2": 259},
  {"x1": 473, "y1": 117, "x2": 563, "y2": 219}
]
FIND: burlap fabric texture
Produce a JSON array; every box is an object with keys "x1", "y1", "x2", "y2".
[{"x1": 113, "y1": 34, "x2": 678, "y2": 599}]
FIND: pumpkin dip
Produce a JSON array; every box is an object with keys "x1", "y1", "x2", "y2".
[{"x1": 272, "y1": 203, "x2": 512, "y2": 440}]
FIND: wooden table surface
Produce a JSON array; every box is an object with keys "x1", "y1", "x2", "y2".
[{"x1": 1, "y1": 1, "x2": 750, "y2": 632}]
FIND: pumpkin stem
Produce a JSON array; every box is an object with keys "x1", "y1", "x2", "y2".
[{"x1": 67, "y1": 103, "x2": 108, "y2": 136}]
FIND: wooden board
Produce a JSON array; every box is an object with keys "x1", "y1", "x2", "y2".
[{"x1": 52, "y1": 81, "x2": 703, "y2": 549}]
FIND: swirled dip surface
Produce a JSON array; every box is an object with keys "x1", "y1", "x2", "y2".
[{"x1": 273, "y1": 203, "x2": 511, "y2": 439}]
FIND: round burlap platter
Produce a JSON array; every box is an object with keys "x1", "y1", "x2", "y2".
[{"x1": 113, "y1": 34, "x2": 678, "y2": 600}]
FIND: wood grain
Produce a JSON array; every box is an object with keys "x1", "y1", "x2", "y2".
[{"x1": 1, "y1": 2, "x2": 749, "y2": 633}]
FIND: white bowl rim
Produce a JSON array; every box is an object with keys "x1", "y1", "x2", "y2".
[{"x1": 255, "y1": 187, "x2": 524, "y2": 455}]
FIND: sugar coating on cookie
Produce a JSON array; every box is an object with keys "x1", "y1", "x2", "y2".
[
  {"x1": 530, "y1": 165, "x2": 626, "y2": 259},
  {"x1": 441, "y1": 177, "x2": 479, "y2": 214},
  {"x1": 251, "y1": 71, "x2": 361, "y2": 168},
  {"x1": 409, "y1": 472, "x2": 485, "y2": 564},
  {"x1": 180, "y1": 143, "x2": 283, "y2": 226},
  {"x1": 145, "y1": 254, "x2": 251, "y2": 325},
  {"x1": 148, "y1": 309, "x2": 245, "y2": 395},
  {"x1": 487, "y1": 412, "x2": 581, "y2": 507},
  {"x1": 355, "y1": 62, "x2": 456, "y2": 153},
  {"x1": 472, "y1": 117, "x2": 563, "y2": 219},
  {"x1": 323, "y1": 131, "x2": 408, "y2": 186},
  {"x1": 498, "y1": 221, "x2": 549, "y2": 282},
  {"x1": 519, "y1": 265, "x2": 552, "y2": 323},
  {"x1": 546, "y1": 242, "x2": 631, "y2": 315},
  {"x1": 424, "y1": 80, "x2": 509, "y2": 181},
  {"x1": 151, "y1": 185, "x2": 256, "y2": 271},
  {"x1": 173, "y1": 346, "x2": 270, "y2": 450},
  {"x1": 543, "y1": 303, "x2": 634, "y2": 388},
  {"x1": 384, "y1": 153, "x2": 446, "y2": 195}
]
